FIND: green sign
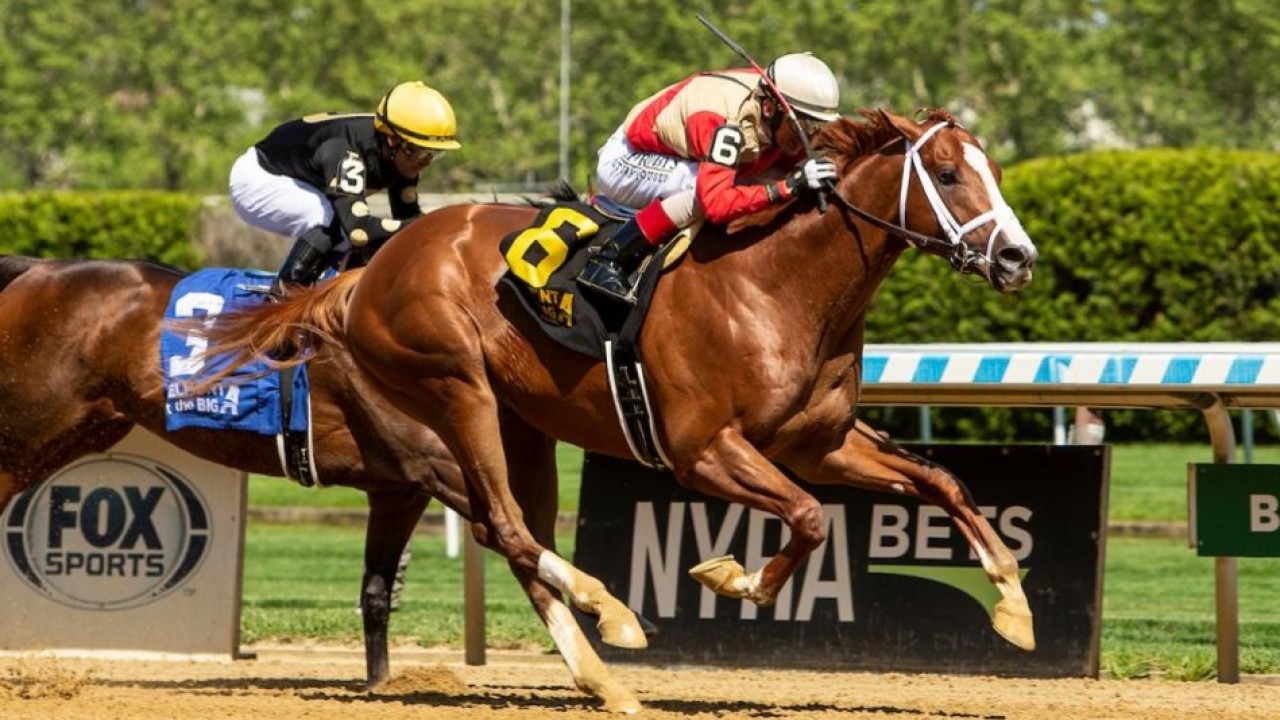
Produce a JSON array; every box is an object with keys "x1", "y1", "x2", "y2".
[{"x1": 1192, "y1": 464, "x2": 1280, "y2": 557}]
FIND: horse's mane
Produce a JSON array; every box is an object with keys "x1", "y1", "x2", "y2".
[
  {"x1": 507, "y1": 179, "x2": 582, "y2": 208},
  {"x1": 814, "y1": 108, "x2": 957, "y2": 172}
]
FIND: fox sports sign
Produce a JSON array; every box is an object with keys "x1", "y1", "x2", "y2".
[{"x1": 4, "y1": 454, "x2": 210, "y2": 610}]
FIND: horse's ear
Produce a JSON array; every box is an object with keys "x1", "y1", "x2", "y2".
[{"x1": 878, "y1": 109, "x2": 922, "y2": 142}]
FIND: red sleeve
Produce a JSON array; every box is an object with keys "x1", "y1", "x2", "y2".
[
  {"x1": 686, "y1": 113, "x2": 781, "y2": 223},
  {"x1": 684, "y1": 111, "x2": 726, "y2": 159},
  {"x1": 695, "y1": 163, "x2": 777, "y2": 224}
]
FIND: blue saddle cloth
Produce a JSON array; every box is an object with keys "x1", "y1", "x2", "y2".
[{"x1": 162, "y1": 268, "x2": 309, "y2": 435}]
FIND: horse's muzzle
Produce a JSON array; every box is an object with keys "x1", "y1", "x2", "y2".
[{"x1": 991, "y1": 244, "x2": 1036, "y2": 293}]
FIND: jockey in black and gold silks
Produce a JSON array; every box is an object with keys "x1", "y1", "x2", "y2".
[{"x1": 229, "y1": 81, "x2": 461, "y2": 295}]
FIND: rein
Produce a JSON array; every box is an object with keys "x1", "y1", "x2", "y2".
[
  {"x1": 826, "y1": 182, "x2": 978, "y2": 269},
  {"x1": 824, "y1": 120, "x2": 1013, "y2": 275}
]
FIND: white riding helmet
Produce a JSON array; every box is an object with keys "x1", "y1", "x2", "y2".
[{"x1": 765, "y1": 52, "x2": 840, "y2": 122}]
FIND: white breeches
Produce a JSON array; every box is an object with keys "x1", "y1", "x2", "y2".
[
  {"x1": 595, "y1": 128, "x2": 703, "y2": 227},
  {"x1": 228, "y1": 148, "x2": 334, "y2": 240}
]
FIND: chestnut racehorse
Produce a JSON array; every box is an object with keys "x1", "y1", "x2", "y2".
[
  {"x1": 0, "y1": 256, "x2": 643, "y2": 712},
  {"x1": 205, "y1": 109, "x2": 1039, "y2": 709}
]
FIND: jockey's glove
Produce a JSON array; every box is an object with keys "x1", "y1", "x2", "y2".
[{"x1": 784, "y1": 158, "x2": 838, "y2": 198}]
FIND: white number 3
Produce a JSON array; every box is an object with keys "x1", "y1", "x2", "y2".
[
  {"x1": 708, "y1": 125, "x2": 743, "y2": 167},
  {"x1": 337, "y1": 153, "x2": 366, "y2": 194}
]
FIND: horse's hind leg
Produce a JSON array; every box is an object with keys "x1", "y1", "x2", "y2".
[
  {"x1": 504, "y1": 422, "x2": 640, "y2": 713},
  {"x1": 405, "y1": 375, "x2": 646, "y2": 651},
  {"x1": 348, "y1": 299, "x2": 643, "y2": 653},
  {"x1": 786, "y1": 419, "x2": 1035, "y2": 651},
  {"x1": 362, "y1": 488, "x2": 430, "y2": 687}
]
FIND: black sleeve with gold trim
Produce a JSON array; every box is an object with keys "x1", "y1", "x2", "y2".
[
  {"x1": 387, "y1": 175, "x2": 423, "y2": 220},
  {"x1": 312, "y1": 140, "x2": 410, "y2": 249},
  {"x1": 330, "y1": 195, "x2": 405, "y2": 249}
]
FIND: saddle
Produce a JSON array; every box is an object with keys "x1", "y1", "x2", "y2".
[
  {"x1": 498, "y1": 201, "x2": 693, "y2": 359},
  {"x1": 498, "y1": 200, "x2": 696, "y2": 469}
]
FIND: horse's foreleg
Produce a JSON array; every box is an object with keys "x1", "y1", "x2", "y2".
[
  {"x1": 789, "y1": 420, "x2": 1035, "y2": 651},
  {"x1": 680, "y1": 429, "x2": 827, "y2": 607},
  {"x1": 362, "y1": 489, "x2": 430, "y2": 687}
]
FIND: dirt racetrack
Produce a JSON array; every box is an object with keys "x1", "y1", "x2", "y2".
[{"x1": 1, "y1": 644, "x2": 1277, "y2": 719}]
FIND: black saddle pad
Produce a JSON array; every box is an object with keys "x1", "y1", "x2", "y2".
[{"x1": 498, "y1": 201, "x2": 672, "y2": 359}]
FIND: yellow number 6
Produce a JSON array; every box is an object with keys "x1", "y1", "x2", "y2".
[{"x1": 505, "y1": 208, "x2": 599, "y2": 288}]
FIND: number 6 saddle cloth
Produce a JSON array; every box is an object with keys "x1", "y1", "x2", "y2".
[{"x1": 498, "y1": 200, "x2": 692, "y2": 361}]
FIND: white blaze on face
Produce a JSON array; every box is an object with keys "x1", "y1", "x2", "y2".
[{"x1": 961, "y1": 142, "x2": 1035, "y2": 257}]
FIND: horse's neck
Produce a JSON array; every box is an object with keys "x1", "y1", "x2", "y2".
[{"x1": 748, "y1": 160, "x2": 906, "y2": 354}]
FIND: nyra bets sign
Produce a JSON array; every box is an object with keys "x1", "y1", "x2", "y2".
[
  {"x1": 575, "y1": 445, "x2": 1108, "y2": 678},
  {"x1": 5, "y1": 454, "x2": 209, "y2": 610},
  {"x1": 0, "y1": 428, "x2": 246, "y2": 657}
]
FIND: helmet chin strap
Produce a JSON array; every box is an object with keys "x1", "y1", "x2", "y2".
[{"x1": 758, "y1": 96, "x2": 783, "y2": 144}]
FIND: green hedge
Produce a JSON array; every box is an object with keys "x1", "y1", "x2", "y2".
[
  {"x1": 864, "y1": 148, "x2": 1280, "y2": 442},
  {"x1": 0, "y1": 191, "x2": 204, "y2": 269}
]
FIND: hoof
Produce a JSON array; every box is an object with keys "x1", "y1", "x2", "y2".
[
  {"x1": 689, "y1": 555, "x2": 747, "y2": 598},
  {"x1": 636, "y1": 613, "x2": 659, "y2": 638},
  {"x1": 598, "y1": 608, "x2": 648, "y2": 650},
  {"x1": 601, "y1": 689, "x2": 642, "y2": 714},
  {"x1": 992, "y1": 598, "x2": 1036, "y2": 651}
]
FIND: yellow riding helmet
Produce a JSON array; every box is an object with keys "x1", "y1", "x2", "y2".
[{"x1": 374, "y1": 81, "x2": 461, "y2": 150}]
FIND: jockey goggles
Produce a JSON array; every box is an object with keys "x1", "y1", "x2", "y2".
[
  {"x1": 795, "y1": 113, "x2": 829, "y2": 140},
  {"x1": 400, "y1": 143, "x2": 444, "y2": 163}
]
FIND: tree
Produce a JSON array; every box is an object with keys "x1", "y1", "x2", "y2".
[{"x1": 2, "y1": 1, "x2": 1279, "y2": 193}]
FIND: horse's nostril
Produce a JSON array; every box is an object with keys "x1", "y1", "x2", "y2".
[{"x1": 998, "y1": 245, "x2": 1032, "y2": 267}]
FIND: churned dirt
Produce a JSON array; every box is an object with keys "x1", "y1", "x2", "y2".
[{"x1": 0, "y1": 644, "x2": 1277, "y2": 719}]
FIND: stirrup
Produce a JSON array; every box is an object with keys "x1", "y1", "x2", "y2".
[
  {"x1": 267, "y1": 278, "x2": 289, "y2": 301},
  {"x1": 578, "y1": 270, "x2": 637, "y2": 304}
]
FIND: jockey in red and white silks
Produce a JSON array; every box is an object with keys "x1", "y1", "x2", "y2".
[{"x1": 579, "y1": 53, "x2": 841, "y2": 303}]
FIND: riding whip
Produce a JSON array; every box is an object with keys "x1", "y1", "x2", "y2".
[{"x1": 694, "y1": 12, "x2": 829, "y2": 213}]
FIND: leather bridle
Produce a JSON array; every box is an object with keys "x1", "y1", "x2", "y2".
[{"x1": 824, "y1": 120, "x2": 1019, "y2": 276}]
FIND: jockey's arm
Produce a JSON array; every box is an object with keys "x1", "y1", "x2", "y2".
[
  {"x1": 686, "y1": 113, "x2": 796, "y2": 225},
  {"x1": 328, "y1": 194, "x2": 404, "y2": 250},
  {"x1": 386, "y1": 175, "x2": 423, "y2": 221},
  {"x1": 318, "y1": 140, "x2": 406, "y2": 250}
]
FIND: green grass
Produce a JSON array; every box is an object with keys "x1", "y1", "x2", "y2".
[
  {"x1": 242, "y1": 524, "x2": 1280, "y2": 676},
  {"x1": 242, "y1": 525, "x2": 563, "y2": 650},
  {"x1": 1107, "y1": 443, "x2": 1280, "y2": 522},
  {"x1": 1102, "y1": 537, "x2": 1280, "y2": 678}
]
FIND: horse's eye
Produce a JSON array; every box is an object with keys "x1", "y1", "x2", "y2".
[{"x1": 938, "y1": 169, "x2": 959, "y2": 186}]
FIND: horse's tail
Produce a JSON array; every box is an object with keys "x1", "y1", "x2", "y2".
[
  {"x1": 193, "y1": 270, "x2": 363, "y2": 389},
  {"x1": 0, "y1": 255, "x2": 43, "y2": 292}
]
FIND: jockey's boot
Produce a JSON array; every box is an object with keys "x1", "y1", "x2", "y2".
[
  {"x1": 271, "y1": 227, "x2": 333, "y2": 298},
  {"x1": 576, "y1": 218, "x2": 652, "y2": 304}
]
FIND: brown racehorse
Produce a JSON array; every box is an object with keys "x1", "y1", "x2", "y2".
[
  {"x1": 204, "y1": 109, "x2": 1040, "y2": 707},
  {"x1": 0, "y1": 256, "x2": 643, "y2": 712}
]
